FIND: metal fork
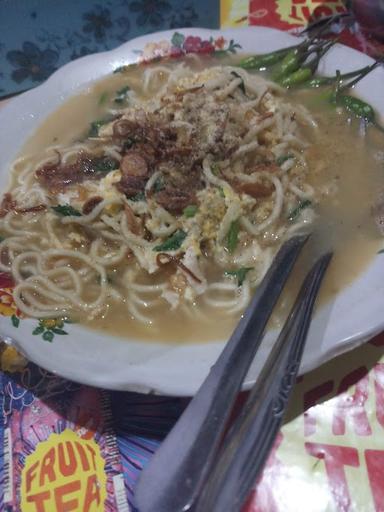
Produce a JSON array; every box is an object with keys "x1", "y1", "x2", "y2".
[{"x1": 134, "y1": 235, "x2": 332, "y2": 512}]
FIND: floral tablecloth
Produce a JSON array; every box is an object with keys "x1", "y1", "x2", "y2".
[
  {"x1": 2, "y1": 1, "x2": 384, "y2": 511},
  {"x1": 0, "y1": 0, "x2": 219, "y2": 98}
]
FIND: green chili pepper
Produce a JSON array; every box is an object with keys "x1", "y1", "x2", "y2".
[
  {"x1": 274, "y1": 38, "x2": 336, "y2": 84},
  {"x1": 272, "y1": 49, "x2": 301, "y2": 81},
  {"x1": 339, "y1": 60, "x2": 381, "y2": 92},
  {"x1": 331, "y1": 71, "x2": 373, "y2": 121},
  {"x1": 305, "y1": 75, "x2": 335, "y2": 88},
  {"x1": 338, "y1": 95, "x2": 376, "y2": 122},
  {"x1": 328, "y1": 64, "x2": 384, "y2": 132},
  {"x1": 305, "y1": 64, "x2": 376, "y2": 88},
  {"x1": 279, "y1": 67, "x2": 313, "y2": 87},
  {"x1": 284, "y1": 39, "x2": 337, "y2": 87},
  {"x1": 238, "y1": 46, "x2": 295, "y2": 70}
]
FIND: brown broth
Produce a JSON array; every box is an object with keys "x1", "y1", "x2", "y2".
[{"x1": 16, "y1": 57, "x2": 384, "y2": 342}]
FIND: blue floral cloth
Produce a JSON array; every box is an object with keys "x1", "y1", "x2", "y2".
[{"x1": 0, "y1": 0, "x2": 219, "y2": 97}]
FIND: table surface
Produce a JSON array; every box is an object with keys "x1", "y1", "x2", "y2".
[{"x1": 0, "y1": 0, "x2": 220, "y2": 98}]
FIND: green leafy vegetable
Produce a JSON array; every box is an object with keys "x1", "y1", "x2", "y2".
[
  {"x1": 122, "y1": 137, "x2": 136, "y2": 151},
  {"x1": 183, "y1": 205, "x2": 198, "y2": 218},
  {"x1": 153, "y1": 176, "x2": 165, "y2": 193},
  {"x1": 154, "y1": 230, "x2": 187, "y2": 252},
  {"x1": 276, "y1": 154, "x2": 293, "y2": 166},
  {"x1": 225, "y1": 219, "x2": 240, "y2": 254},
  {"x1": 92, "y1": 157, "x2": 117, "y2": 173},
  {"x1": 114, "y1": 85, "x2": 130, "y2": 104},
  {"x1": 230, "y1": 71, "x2": 246, "y2": 94},
  {"x1": 130, "y1": 191, "x2": 146, "y2": 202},
  {"x1": 88, "y1": 117, "x2": 111, "y2": 137},
  {"x1": 98, "y1": 91, "x2": 108, "y2": 105},
  {"x1": 211, "y1": 163, "x2": 220, "y2": 176},
  {"x1": 218, "y1": 187, "x2": 225, "y2": 198},
  {"x1": 287, "y1": 200, "x2": 312, "y2": 222},
  {"x1": 0, "y1": 235, "x2": 5, "y2": 243},
  {"x1": 225, "y1": 267, "x2": 253, "y2": 286},
  {"x1": 52, "y1": 205, "x2": 82, "y2": 217},
  {"x1": 130, "y1": 192, "x2": 146, "y2": 202}
]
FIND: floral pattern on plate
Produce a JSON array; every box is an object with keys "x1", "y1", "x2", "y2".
[
  {"x1": 138, "y1": 31, "x2": 241, "y2": 61},
  {"x1": 0, "y1": 272, "x2": 71, "y2": 343}
]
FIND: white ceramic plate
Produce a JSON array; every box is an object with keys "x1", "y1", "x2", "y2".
[{"x1": 1, "y1": 27, "x2": 384, "y2": 396}]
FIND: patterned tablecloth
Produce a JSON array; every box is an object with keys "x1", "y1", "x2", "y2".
[
  {"x1": 1, "y1": 1, "x2": 384, "y2": 511},
  {"x1": 0, "y1": 0, "x2": 219, "y2": 98}
]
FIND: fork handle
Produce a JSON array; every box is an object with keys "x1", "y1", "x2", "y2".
[
  {"x1": 134, "y1": 235, "x2": 308, "y2": 512},
  {"x1": 195, "y1": 252, "x2": 332, "y2": 512}
]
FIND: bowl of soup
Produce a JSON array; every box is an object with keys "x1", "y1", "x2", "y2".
[{"x1": 0, "y1": 27, "x2": 383, "y2": 395}]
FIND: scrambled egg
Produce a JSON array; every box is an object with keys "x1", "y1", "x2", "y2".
[
  {"x1": 196, "y1": 188, "x2": 226, "y2": 240},
  {"x1": 177, "y1": 67, "x2": 222, "y2": 89},
  {"x1": 96, "y1": 169, "x2": 122, "y2": 214},
  {"x1": 96, "y1": 169, "x2": 121, "y2": 199}
]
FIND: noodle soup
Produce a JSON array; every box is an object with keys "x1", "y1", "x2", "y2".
[{"x1": 0, "y1": 55, "x2": 382, "y2": 342}]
